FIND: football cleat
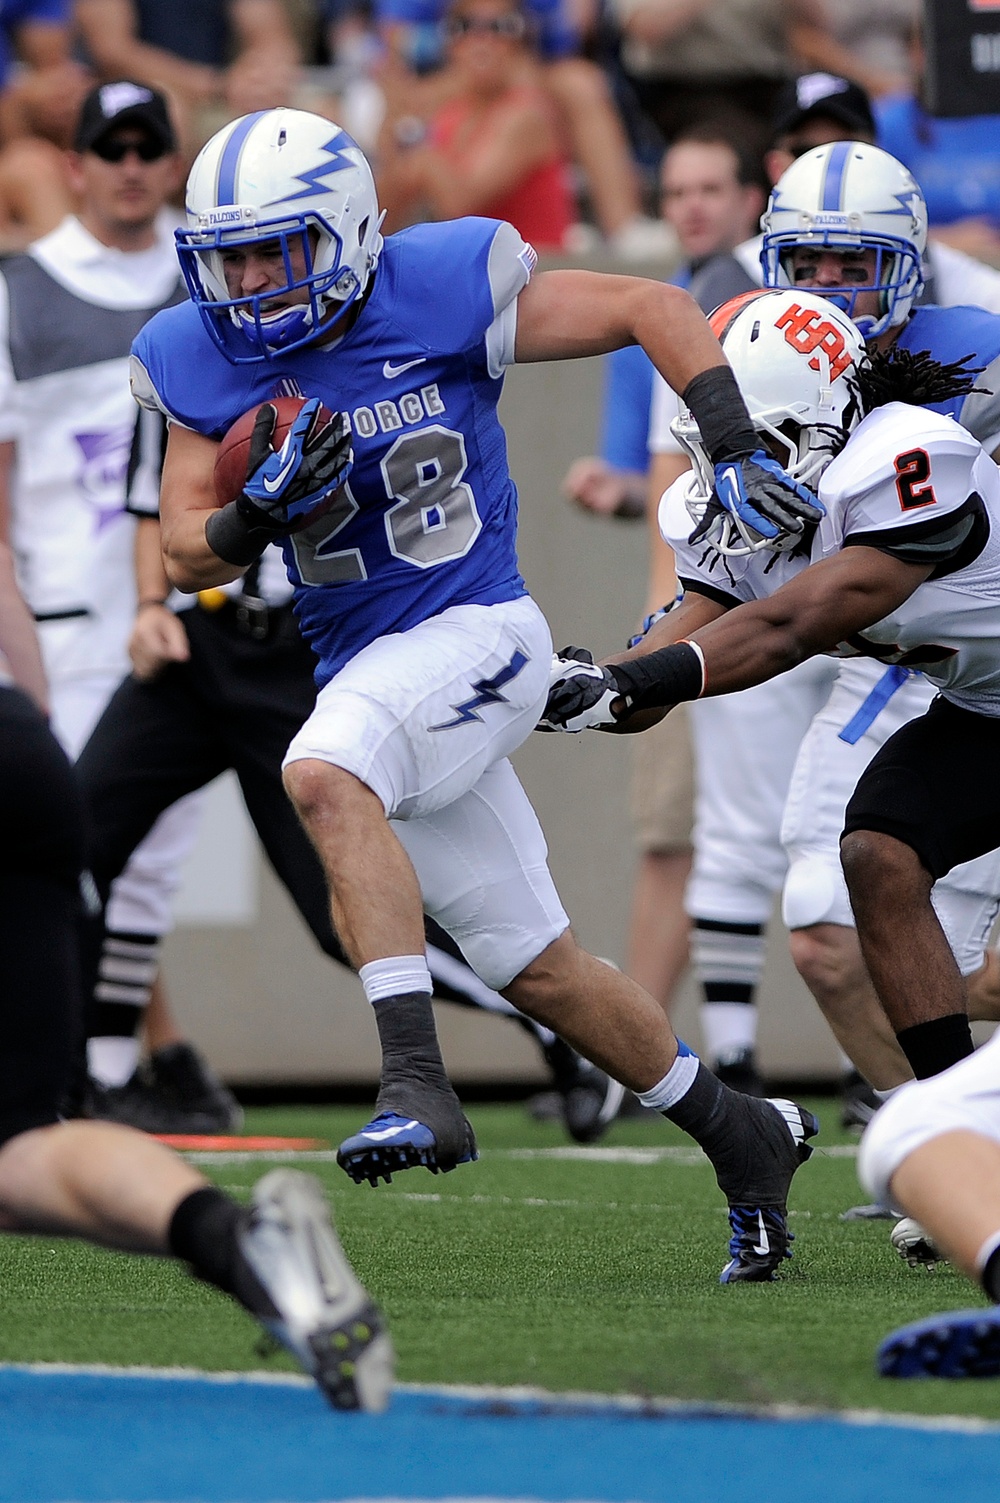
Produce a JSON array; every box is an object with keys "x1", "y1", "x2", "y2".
[
  {"x1": 562, "y1": 1069, "x2": 626, "y2": 1144},
  {"x1": 714, "y1": 1046, "x2": 766, "y2": 1098},
  {"x1": 890, "y1": 1216, "x2": 943, "y2": 1270},
  {"x1": 717, "y1": 1096, "x2": 819, "y2": 1283},
  {"x1": 720, "y1": 1206, "x2": 793, "y2": 1283},
  {"x1": 877, "y1": 1307, "x2": 1000, "y2": 1377},
  {"x1": 337, "y1": 1110, "x2": 478, "y2": 1186},
  {"x1": 839, "y1": 1070, "x2": 881, "y2": 1131},
  {"x1": 235, "y1": 1169, "x2": 394, "y2": 1411}
]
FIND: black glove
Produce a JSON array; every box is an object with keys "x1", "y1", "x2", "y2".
[{"x1": 538, "y1": 648, "x2": 622, "y2": 733}]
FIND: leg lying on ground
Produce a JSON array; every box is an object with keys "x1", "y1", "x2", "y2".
[
  {"x1": 859, "y1": 1043, "x2": 1000, "y2": 1376},
  {"x1": 0, "y1": 1121, "x2": 393, "y2": 1410}
]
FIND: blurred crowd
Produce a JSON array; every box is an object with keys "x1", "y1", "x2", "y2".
[{"x1": 1, "y1": 0, "x2": 998, "y2": 263}]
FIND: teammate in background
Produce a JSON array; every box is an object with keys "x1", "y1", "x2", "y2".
[
  {"x1": 544, "y1": 289, "x2": 1000, "y2": 1148},
  {"x1": 0, "y1": 80, "x2": 227, "y2": 1117},
  {"x1": 134, "y1": 108, "x2": 820, "y2": 1283},
  {"x1": 562, "y1": 124, "x2": 767, "y2": 1059},
  {"x1": 861, "y1": 1030, "x2": 1000, "y2": 1379},
  {"x1": 0, "y1": 493, "x2": 392, "y2": 1414},
  {"x1": 77, "y1": 410, "x2": 618, "y2": 1140},
  {"x1": 649, "y1": 138, "x2": 1000, "y2": 1112}
]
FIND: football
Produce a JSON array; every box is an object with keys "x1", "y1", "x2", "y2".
[{"x1": 213, "y1": 396, "x2": 336, "y2": 506}]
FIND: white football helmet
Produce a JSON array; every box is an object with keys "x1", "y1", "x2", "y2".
[
  {"x1": 760, "y1": 141, "x2": 927, "y2": 338},
  {"x1": 177, "y1": 109, "x2": 384, "y2": 363},
  {"x1": 673, "y1": 288, "x2": 868, "y2": 556}
]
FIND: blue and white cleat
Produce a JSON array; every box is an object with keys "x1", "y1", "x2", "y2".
[
  {"x1": 877, "y1": 1307, "x2": 1000, "y2": 1377},
  {"x1": 337, "y1": 1110, "x2": 478, "y2": 1187},
  {"x1": 720, "y1": 1206, "x2": 795, "y2": 1283},
  {"x1": 717, "y1": 1097, "x2": 820, "y2": 1283}
]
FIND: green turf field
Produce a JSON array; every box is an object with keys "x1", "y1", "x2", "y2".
[{"x1": 1, "y1": 1099, "x2": 997, "y2": 1420}]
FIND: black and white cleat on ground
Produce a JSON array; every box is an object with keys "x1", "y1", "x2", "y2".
[
  {"x1": 235, "y1": 1169, "x2": 394, "y2": 1411},
  {"x1": 718, "y1": 1096, "x2": 819, "y2": 1283},
  {"x1": 877, "y1": 1307, "x2": 1000, "y2": 1377},
  {"x1": 337, "y1": 1110, "x2": 478, "y2": 1187},
  {"x1": 890, "y1": 1216, "x2": 944, "y2": 1269}
]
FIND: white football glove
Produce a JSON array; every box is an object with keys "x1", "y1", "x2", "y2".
[{"x1": 538, "y1": 650, "x2": 621, "y2": 733}]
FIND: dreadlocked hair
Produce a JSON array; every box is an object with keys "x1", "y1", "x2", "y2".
[{"x1": 857, "y1": 345, "x2": 985, "y2": 414}]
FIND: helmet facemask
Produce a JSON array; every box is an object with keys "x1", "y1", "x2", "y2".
[{"x1": 762, "y1": 229, "x2": 923, "y2": 339}]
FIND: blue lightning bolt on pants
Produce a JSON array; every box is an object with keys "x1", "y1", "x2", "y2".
[{"x1": 282, "y1": 597, "x2": 569, "y2": 988}]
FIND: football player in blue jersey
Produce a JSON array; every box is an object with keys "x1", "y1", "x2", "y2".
[{"x1": 132, "y1": 107, "x2": 822, "y2": 1283}]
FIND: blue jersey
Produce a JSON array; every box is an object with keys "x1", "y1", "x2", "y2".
[
  {"x1": 896, "y1": 304, "x2": 1000, "y2": 448},
  {"x1": 132, "y1": 218, "x2": 536, "y2": 686}
]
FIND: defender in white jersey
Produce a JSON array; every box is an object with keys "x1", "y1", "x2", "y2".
[
  {"x1": 544, "y1": 287, "x2": 1000, "y2": 1093},
  {"x1": 647, "y1": 145, "x2": 1000, "y2": 1106}
]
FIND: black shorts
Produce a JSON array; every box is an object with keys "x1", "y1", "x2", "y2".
[
  {"x1": 843, "y1": 695, "x2": 1000, "y2": 881},
  {"x1": 0, "y1": 687, "x2": 85, "y2": 1146}
]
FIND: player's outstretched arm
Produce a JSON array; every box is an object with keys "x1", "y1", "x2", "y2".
[
  {"x1": 159, "y1": 423, "x2": 246, "y2": 592},
  {"x1": 514, "y1": 270, "x2": 727, "y2": 396},
  {"x1": 543, "y1": 549, "x2": 931, "y2": 732}
]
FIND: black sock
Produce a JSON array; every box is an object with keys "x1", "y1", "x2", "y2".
[
  {"x1": 168, "y1": 1186, "x2": 246, "y2": 1297},
  {"x1": 895, "y1": 1014, "x2": 974, "y2": 1079},
  {"x1": 981, "y1": 1244, "x2": 1000, "y2": 1304},
  {"x1": 663, "y1": 1061, "x2": 768, "y2": 1204},
  {"x1": 372, "y1": 990, "x2": 452, "y2": 1096}
]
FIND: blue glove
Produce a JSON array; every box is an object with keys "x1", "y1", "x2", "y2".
[
  {"x1": 704, "y1": 450, "x2": 825, "y2": 553},
  {"x1": 239, "y1": 398, "x2": 353, "y2": 535}
]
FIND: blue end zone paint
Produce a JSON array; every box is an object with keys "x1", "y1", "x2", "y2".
[{"x1": 3, "y1": 1369, "x2": 1000, "y2": 1503}]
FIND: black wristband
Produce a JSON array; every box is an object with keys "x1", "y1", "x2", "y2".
[
  {"x1": 610, "y1": 641, "x2": 704, "y2": 713},
  {"x1": 204, "y1": 502, "x2": 270, "y2": 567},
  {"x1": 681, "y1": 365, "x2": 758, "y2": 464}
]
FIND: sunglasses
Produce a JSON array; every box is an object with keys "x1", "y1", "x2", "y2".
[
  {"x1": 90, "y1": 135, "x2": 169, "y2": 164},
  {"x1": 446, "y1": 13, "x2": 526, "y2": 39}
]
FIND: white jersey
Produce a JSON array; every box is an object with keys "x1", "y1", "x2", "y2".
[
  {"x1": 0, "y1": 213, "x2": 183, "y2": 678},
  {"x1": 661, "y1": 402, "x2": 1000, "y2": 716}
]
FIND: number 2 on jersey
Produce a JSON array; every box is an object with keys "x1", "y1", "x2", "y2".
[
  {"x1": 894, "y1": 448, "x2": 937, "y2": 511},
  {"x1": 290, "y1": 424, "x2": 483, "y2": 585}
]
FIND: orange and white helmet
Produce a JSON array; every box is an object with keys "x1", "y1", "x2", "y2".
[{"x1": 673, "y1": 288, "x2": 868, "y2": 555}]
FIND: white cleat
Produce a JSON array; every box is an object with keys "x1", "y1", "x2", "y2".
[
  {"x1": 890, "y1": 1216, "x2": 944, "y2": 1270},
  {"x1": 237, "y1": 1169, "x2": 394, "y2": 1411}
]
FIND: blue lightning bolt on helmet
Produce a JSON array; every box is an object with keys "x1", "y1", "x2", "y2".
[
  {"x1": 760, "y1": 141, "x2": 927, "y2": 338},
  {"x1": 177, "y1": 109, "x2": 384, "y2": 363}
]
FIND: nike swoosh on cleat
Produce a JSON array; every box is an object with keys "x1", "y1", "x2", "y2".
[
  {"x1": 752, "y1": 1210, "x2": 770, "y2": 1257},
  {"x1": 382, "y1": 357, "x2": 427, "y2": 379},
  {"x1": 262, "y1": 454, "x2": 297, "y2": 493},
  {"x1": 358, "y1": 1120, "x2": 420, "y2": 1141}
]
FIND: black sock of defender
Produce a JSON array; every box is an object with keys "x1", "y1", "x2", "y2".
[
  {"x1": 982, "y1": 1245, "x2": 1000, "y2": 1304},
  {"x1": 169, "y1": 1186, "x2": 283, "y2": 1319},
  {"x1": 895, "y1": 1014, "x2": 974, "y2": 1079},
  {"x1": 662, "y1": 1061, "x2": 807, "y2": 1206},
  {"x1": 168, "y1": 1186, "x2": 246, "y2": 1297}
]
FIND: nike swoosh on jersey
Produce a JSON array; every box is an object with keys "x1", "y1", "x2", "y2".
[
  {"x1": 752, "y1": 1210, "x2": 770, "y2": 1257},
  {"x1": 383, "y1": 356, "x2": 427, "y2": 379},
  {"x1": 262, "y1": 453, "x2": 297, "y2": 494}
]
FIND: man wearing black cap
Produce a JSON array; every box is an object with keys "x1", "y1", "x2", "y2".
[{"x1": 0, "y1": 80, "x2": 216, "y2": 1112}]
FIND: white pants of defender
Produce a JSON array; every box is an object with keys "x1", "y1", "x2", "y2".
[
  {"x1": 686, "y1": 657, "x2": 839, "y2": 924},
  {"x1": 780, "y1": 657, "x2": 1000, "y2": 976},
  {"x1": 860, "y1": 1025, "x2": 1000, "y2": 1211},
  {"x1": 282, "y1": 597, "x2": 569, "y2": 991},
  {"x1": 47, "y1": 666, "x2": 202, "y2": 936}
]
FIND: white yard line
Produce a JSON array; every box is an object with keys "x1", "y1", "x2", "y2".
[
  {"x1": 184, "y1": 1144, "x2": 858, "y2": 1167},
  {"x1": 2, "y1": 1362, "x2": 997, "y2": 1436}
]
